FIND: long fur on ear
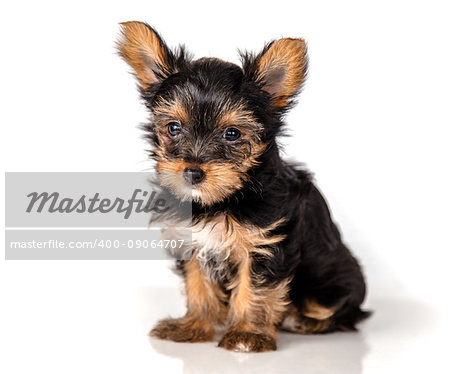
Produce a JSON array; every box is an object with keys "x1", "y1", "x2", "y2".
[
  {"x1": 117, "y1": 21, "x2": 189, "y2": 89},
  {"x1": 242, "y1": 38, "x2": 308, "y2": 110}
]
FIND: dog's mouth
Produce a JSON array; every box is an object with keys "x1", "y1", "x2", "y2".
[{"x1": 157, "y1": 159, "x2": 244, "y2": 206}]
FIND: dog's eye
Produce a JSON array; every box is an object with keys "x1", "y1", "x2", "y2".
[
  {"x1": 167, "y1": 121, "x2": 182, "y2": 136},
  {"x1": 223, "y1": 127, "x2": 241, "y2": 141}
]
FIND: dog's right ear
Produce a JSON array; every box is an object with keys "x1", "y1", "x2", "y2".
[{"x1": 117, "y1": 21, "x2": 175, "y2": 89}]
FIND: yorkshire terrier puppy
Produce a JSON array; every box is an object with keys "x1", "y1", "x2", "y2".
[{"x1": 118, "y1": 21, "x2": 369, "y2": 352}]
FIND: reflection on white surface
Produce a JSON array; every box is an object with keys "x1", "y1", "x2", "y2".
[
  {"x1": 150, "y1": 330, "x2": 368, "y2": 374},
  {"x1": 0, "y1": 266, "x2": 448, "y2": 374},
  {"x1": 138, "y1": 287, "x2": 446, "y2": 374}
]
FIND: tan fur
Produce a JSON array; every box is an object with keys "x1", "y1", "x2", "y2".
[
  {"x1": 150, "y1": 316, "x2": 213, "y2": 342},
  {"x1": 217, "y1": 103, "x2": 262, "y2": 131},
  {"x1": 227, "y1": 259, "x2": 291, "y2": 336},
  {"x1": 303, "y1": 299, "x2": 335, "y2": 320},
  {"x1": 296, "y1": 317, "x2": 333, "y2": 334},
  {"x1": 202, "y1": 215, "x2": 291, "y2": 339},
  {"x1": 192, "y1": 214, "x2": 289, "y2": 329},
  {"x1": 256, "y1": 38, "x2": 308, "y2": 107},
  {"x1": 155, "y1": 155, "x2": 189, "y2": 174},
  {"x1": 194, "y1": 214, "x2": 286, "y2": 261},
  {"x1": 117, "y1": 21, "x2": 171, "y2": 88},
  {"x1": 218, "y1": 254, "x2": 291, "y2": 352},
  {"x1": 155, "y1": 157, "x2": 192, "y2": 201},
  {"x1": 149, "y1": 95, "x2": 268, "y2": 205},
  {"x1": 184, "y1": 259, "x2": 227, "y2": 323},
  {"x1": 152, "y1": 96, "x2": 190, "y2": 125},
  {"x1": 153, "y1": 214, "x2": 290, "y2": 350},
  {"x1": 281, "y1": 303, "x2": 335, "y2": 334},
  {"x1": 150, "y1": 258, "x2": 227, "y2": 342},
  {"x1": 155, "y1": 143, "x2": 267, "y2": 205}
]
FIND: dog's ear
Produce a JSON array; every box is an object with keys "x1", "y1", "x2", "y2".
[
  {"x1": 117, "y1": 21, "x2": 175, "y2": 89},
  {"x1": 243, "y1": 38, "x2": 308, "y2": 109}
]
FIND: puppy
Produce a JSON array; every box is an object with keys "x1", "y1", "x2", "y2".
[{"x1": 118, "y1": 21, "x2": 369, "y2": 352}]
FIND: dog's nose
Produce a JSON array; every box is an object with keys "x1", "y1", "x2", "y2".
[{"x1": 183, "y1": 167, "x2": 205, "y2": 185}]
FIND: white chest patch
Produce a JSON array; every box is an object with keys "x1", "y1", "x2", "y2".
[{"x1": 191, "y1": 215, "x2": 232, "y2": 278}]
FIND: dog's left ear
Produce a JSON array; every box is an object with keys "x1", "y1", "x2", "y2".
[
  {"x1": 243, "y1": 38, "x2": 308, "y2": 109},
  {"x1": 117, "y1": 21, "x2": 175, "y2": 89}
]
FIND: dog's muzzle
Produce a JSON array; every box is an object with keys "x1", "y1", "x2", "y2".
[{"x1": 183, "y1": 167, "x2": 205, "y2": 185}]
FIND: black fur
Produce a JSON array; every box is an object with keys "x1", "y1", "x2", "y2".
[{"x1": 119, "y1": 22, "x2": 369, "y2": 341}]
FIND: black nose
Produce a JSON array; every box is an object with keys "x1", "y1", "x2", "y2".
[{"x1": 183, "y1": 167, "x2": 205, "y2": 185}]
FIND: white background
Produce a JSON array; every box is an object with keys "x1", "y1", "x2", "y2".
[{"x1": 1, "y1": 1, "x2": 449, "y2": 373}]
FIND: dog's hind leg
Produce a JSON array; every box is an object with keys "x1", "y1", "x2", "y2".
[
  {"x1": 280, "y1": 302, "x2": 335, "y2": 334},
  {"x1": 281, "y1": 299, "x2": 371, "y2": 334}
]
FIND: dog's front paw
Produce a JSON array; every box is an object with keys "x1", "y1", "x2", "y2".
[
  {"x1": 218, "y1": 331, "x2": 277, "y2": 352},
  {"x1": 150, "y1": 317, "x2": 214, "y2": 342}
]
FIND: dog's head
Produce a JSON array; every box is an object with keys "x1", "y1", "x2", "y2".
[{"x1": 118, "y1": 21, "x2": 307, "y2": 205}]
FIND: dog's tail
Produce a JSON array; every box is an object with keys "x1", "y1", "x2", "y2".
[{"x1": 332, "y1": 305, "x2": 373, "y2": 331}]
